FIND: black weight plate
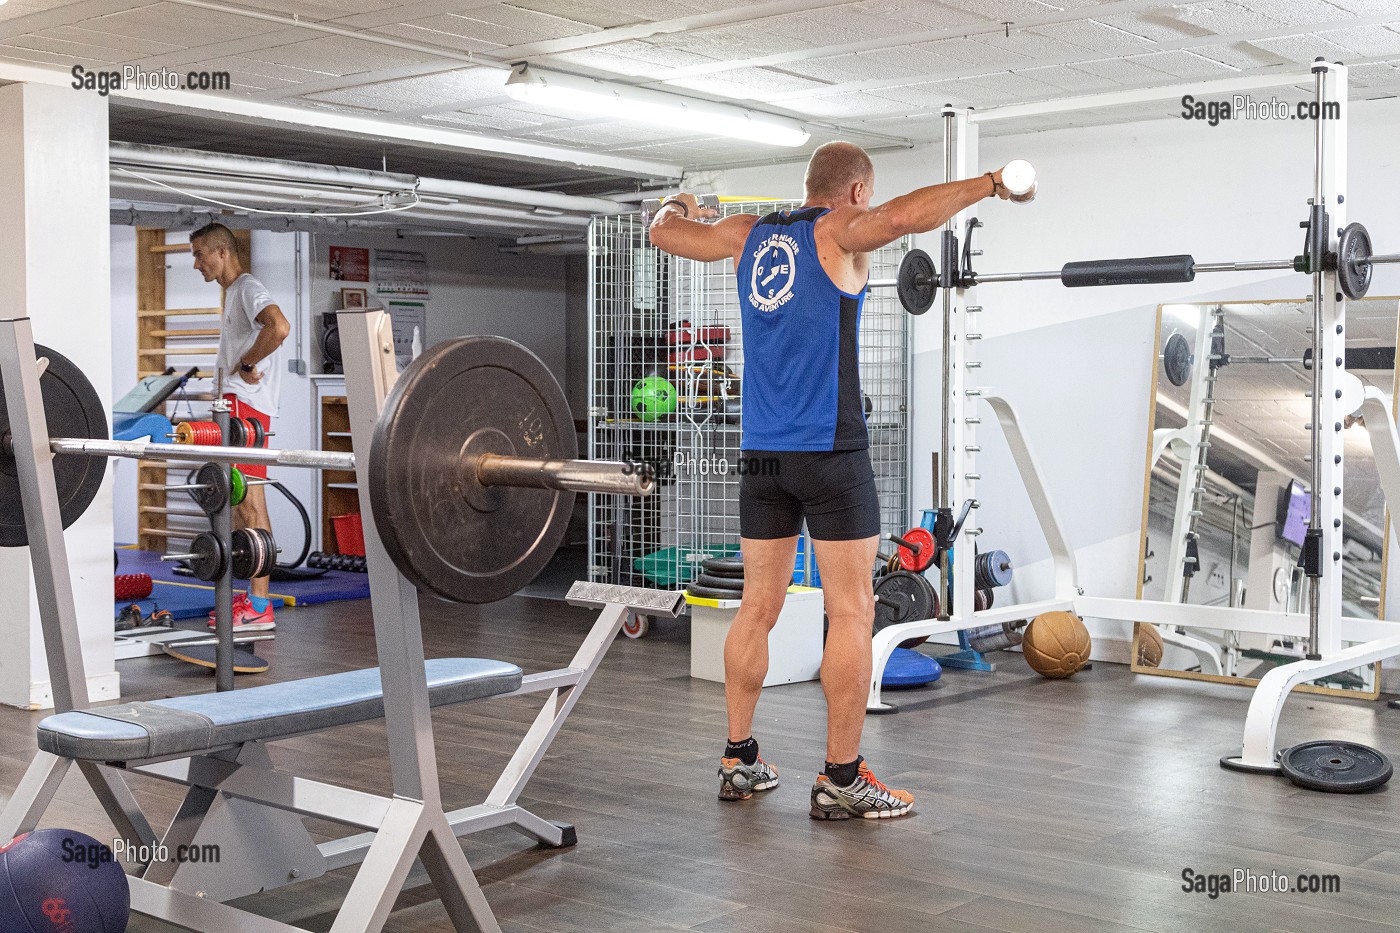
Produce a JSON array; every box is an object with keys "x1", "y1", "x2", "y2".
[
  {"x1": 186, "y1": 463, "x2": 229, "y2": 517},
  {"x1": 1162, "y1": 331, "x2": 1193, "y2": 387},
  {"x1": 1338, "y1": 222, "x2": 1373, "y2": 300},
  {"x1": 0, "y1": 345, "x2": 108, "y2": 547},
  {"x1": 686, "y1": 583, "x2": 745, "y2": 600},
  {"x1": 258, "y1": 527, "x2": 278, "y2": 577},
  {"x1": 250, "y1": 417, "x2": 266, "y2": 448},
  {"x1": 975, "y1": 588, "x2": 993, "y2": 611},
  {"x1": 369, "y1": 336, "x2": 576, "y2": 604},
  {"x1": 896, "y1": 248, "x2": 937, "y2": 315},
  {"x1": 189, "y1": 532, "x2": 226, "y2": 582},
  {"x1": 227, "y1": 417, "x2": 246, "y2": 447},
  {"x1": 1279, "y1": 740, "x2": 1392, "y2": 793},
  {"x1": 874, "y1": 570, "x2": 938, "y2": 649},
  {"x1": 702, "y1": 556, "x2": 744, "y2": 575},
  {"x1": 230, "y1": 529, "x2": 253, "y2": 580},
  {"x1": 164, "y1": 642, "x2": 269, "y2": 674},
  {"x1": 697, "y1": 572, "x2": 743, "y2": 590}
]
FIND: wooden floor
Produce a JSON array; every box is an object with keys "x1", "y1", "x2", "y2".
[{"x1": 6, "y1": 594, "x2": 1400, "y2": 932}]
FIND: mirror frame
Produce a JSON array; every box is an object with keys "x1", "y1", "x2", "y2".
[{"x1": 1130, "y1": 297, "x2": 1400, "y2": 699}]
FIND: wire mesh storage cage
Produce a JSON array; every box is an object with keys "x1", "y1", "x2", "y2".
[{"x1": 588, "y1": 201, "x2": 911, "y2": 605}]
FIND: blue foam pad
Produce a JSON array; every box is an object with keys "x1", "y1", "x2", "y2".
[
  {"x1": 881, "y1": 648, "x2": 942, "y2": 688},
  {"x1": 113, "y1": 411, "x2": 173, "y2": 442}
]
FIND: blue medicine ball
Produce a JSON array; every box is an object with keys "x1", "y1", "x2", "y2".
[{"x1": 0, "y1": 828, "x2": 129, "y2": 931}]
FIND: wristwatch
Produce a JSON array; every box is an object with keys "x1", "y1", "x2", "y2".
[{"x1": 239, "y1": 360, "x2": 256, "y2": 373}]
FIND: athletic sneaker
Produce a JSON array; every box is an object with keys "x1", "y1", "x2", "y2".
[
  {"x1": 718, "y1": 756, "x2": 780, "y2": 801},
  {"x1": 206, "y1": 593, "x2": 276, "y2": 632},
  {"x1": 809, "y1": 761, "x2": 914, "y2": 820}
]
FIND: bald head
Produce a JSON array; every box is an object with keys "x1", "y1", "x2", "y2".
[{"x1": 803, "y1": 141, "x2": 874, "y2": 205}]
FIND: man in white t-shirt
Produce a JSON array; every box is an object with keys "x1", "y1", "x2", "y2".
[{"x1": 190, "y1": 223, "x2": 291, "y2": 631}]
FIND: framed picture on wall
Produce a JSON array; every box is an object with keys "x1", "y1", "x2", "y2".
[{"x1": 340, "y1": 288, "x2": 368, "y2": 309}]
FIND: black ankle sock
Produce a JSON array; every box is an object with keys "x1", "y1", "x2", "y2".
[
  {"x1": 824, "y1": 756, "x2": 862, "y2": 787},
  {"x1": 725, "y1": 737, "x2": 759, "y2": 766}
]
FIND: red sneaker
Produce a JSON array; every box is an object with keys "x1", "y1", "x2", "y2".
[{"x1": 207, "y1": 593, "x2": 276, "y2": 632}]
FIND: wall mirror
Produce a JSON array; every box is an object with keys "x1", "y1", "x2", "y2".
[{"x1": 1132, "y1": 298, "x2": 1400, "y2": 698}]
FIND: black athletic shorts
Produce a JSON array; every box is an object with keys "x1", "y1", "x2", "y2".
[{"x1": 738, "y1": 449, "x2": 881, "y2": 541}]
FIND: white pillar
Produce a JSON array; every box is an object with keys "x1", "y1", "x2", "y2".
[{"x1": 0, "y1": 83, "x2": 116, "y2": 709}]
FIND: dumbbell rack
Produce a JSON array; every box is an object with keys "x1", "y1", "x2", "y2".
[
  {"x1": 113, "y1": 403, "x2": 274, "y2": 688},
  {"x1": 870, "y1": 62, "x2": 1400, "y2": 774}
]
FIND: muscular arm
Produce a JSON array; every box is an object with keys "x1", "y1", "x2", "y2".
[
  {"x1": 648, "y1": 204, "x2": 757, "y2": 262},
  {"x1": 244, "y1": 304, "x2": 291, "y2": 366},
  {"x1": 822, "y1": 174, "x2": 999, "y2": 254}
]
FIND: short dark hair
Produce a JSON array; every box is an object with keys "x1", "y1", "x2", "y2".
[
  {"x1": 803, "y1": 141, "x2": 874, "y2": 200},
  {"x1": 190, "y1": 222, "x2": 238, "y2": 254}
]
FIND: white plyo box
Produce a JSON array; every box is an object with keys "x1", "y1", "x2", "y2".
[{"x1": 688, "y1": 586, "x2": 824, "y2": 686}]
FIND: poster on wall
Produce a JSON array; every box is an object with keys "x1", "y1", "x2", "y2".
[
  {"x1": 375, "y1": 249, "x2": 430, "y2": 298},
  {"x1": 386, "y1": 301, "x2": 427, "y2": 371},
  {"x1": 329, "y1": 246, "x2": 369, "y2": 282}
]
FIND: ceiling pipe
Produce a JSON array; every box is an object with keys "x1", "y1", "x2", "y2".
[
  {"x1": 109, "y1": 206, "x2": 474, "y2": 237},
  {"x1": 110, "y1": 142, "x2": 626, "y2": 215},
  {"x1": 112, "y1": 169, "x2": 591, "y2": 228}
]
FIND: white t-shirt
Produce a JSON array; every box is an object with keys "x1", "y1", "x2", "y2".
[{"x1": 219, "y1": 274, "x2": 282, "y2": 418}]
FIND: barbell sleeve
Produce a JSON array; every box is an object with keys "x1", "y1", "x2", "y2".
[{"x1": 474, "y1": 453, "x2": 655, "y2": 496}]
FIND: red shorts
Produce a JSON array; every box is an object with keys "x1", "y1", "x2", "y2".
[{"x1": 223, "y1": 394, "x2": 270, "y2": 480}]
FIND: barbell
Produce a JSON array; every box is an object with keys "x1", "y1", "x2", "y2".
[
  {"x1": 919, "y1": 221, "x2": 1397, "y2": 307},
  {"x1": 0, "y1": 336, "x2": 654, "y2": 604}
]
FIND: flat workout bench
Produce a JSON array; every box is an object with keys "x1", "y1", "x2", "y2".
[{"x1": 37, "y1": 659, "x2": 522, "y2": 762}]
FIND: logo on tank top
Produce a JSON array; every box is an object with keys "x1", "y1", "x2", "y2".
[{"x1": 749, "y1": 232, "x2": 800, "y2": 313}]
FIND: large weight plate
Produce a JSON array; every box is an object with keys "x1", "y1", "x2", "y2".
[
  {"x1": 896, "y1": 248, "x2": 937, "y2": 315},
  {"x1": 1279, "y1": 740, "x2": 1392, "y2": 793},
  {"x1": 1162, "y1": 331, "x2": 1192, "y2": 387},
  {"x1": 0, "y1": 345, "x2": 108, "y2": 547},
  {"x1": 186, "y1": 463, "x2": 229, "y2": 517},
  {"x1": 873, "y1": 570, "x2": 938, "y2": 649},
  {"x1": 369, "y1": 336, "x2": 576, "y2": 604},
  {"x1": 1337, "y1": 222, "x2": 1372, "y2": 300}
]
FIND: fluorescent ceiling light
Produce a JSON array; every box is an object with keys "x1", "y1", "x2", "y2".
[{"x1": 505, "y1": 63, "x2": 810, "y2": 148}]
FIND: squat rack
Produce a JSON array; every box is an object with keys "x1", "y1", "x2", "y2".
[{"x1": 870, "y1": 61, "x2": 1400, "y2": 774}]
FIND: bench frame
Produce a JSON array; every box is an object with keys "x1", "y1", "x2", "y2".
[{"x1": 0, "y1": 311, "x2": 684, "y2": 933}]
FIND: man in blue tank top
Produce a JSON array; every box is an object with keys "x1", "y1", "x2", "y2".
[{"x1": 650, "y1": 142, "x2": 1015, "y2": 820}]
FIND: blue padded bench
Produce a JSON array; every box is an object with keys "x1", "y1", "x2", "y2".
[{"x1": 37, "y1": 658, "x2": 522, "y2": 762}]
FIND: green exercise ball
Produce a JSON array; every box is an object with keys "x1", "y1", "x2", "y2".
[{"x1": 632, "y1": 376, "x2": 677, "y2": 422}]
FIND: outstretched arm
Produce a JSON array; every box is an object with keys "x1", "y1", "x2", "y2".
[
  {"x1": 820, "y1": 169, "x2": 1012, "y2": 254},
  {"x1": 648, "y1": 194, "x2": 757, "y2": 262}
]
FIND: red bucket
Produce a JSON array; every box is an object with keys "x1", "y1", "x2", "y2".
[{"x1": 332, "y1": 513, "x2": 365, "y2": 556}]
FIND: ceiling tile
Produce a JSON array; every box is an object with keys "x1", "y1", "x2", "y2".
[
  {"x1": 848, "y1": 0, "x2": 991, "y2": 29},
  {"x1": 40, "y1": 24, "x2": 183, "y2": 57},
  {"x1": 645, "y1": 23, "x2": 812, "y2": 60},
  {"x1": 1026, "y1": 20, "x2": 1157, "y2": 56},
  {"x1": 1071, "y1": 56, "x2": 1178, "y2": 84},
  {"x1": 1315, "y1": 25, "x2": 1400, "y2": 56},
  {"x1": 662, "y1": 66, "x2": 832, "y2": 100},
  {"x1": 83, "y1": 2, "x2": 281, "y2": 46},
  {"x1": 431, "y1": 6, "x2": 598, "y2": 46},
  {"x1": 786, "y1": 90, "x2": 913, "y2": 118},
  {"x1": 1166, "y1": 1, "x2": 1289, "y2": 35},
  {"x1": 5, "y1": 33, "x2": 125, "y2": 64},
  {"x1": 776, "y1": 48, "x2": 957, "y2": 84},
  {"x1": 1230, "y1": 0, "x2": 1356, "y2": 27},
  {"x1": 1128, "y1": 49, "x2": 1242, "y2": 79},
  {"x1": 1016, "y1": 63, "x2": 1123, "y2": 94},
  {"x1": 548, "y1": 41, "x2": 720, "y2": 78},
  {"x1": 376, "y1": 20, "x2": 504, "y2": 54},
  {"x1": 244, "y1": 35, "x2": 432, "y2": 77},
  {"x1": 910, "y1": 36, "x2": 1034, "y2": 69},
  {"x1": 304, "y1": 67, "x2": 507, "y2": 112},
  {"x1": 1243, "y1": 32, "x2": 1355, "y2": 64},
  {"x1": 1189, "y1": 41, "x2": 1291, "y2": 69},
  {"x1": 424, "y1": 109, "x2": 547, "y2": 132}
]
